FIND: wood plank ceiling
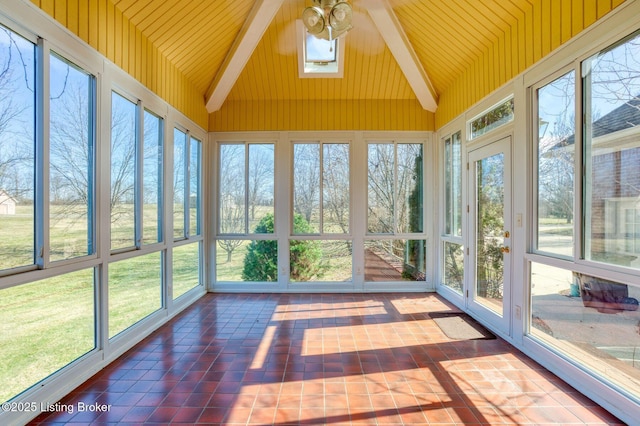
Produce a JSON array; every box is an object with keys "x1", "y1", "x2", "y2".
[{"x1": 111, "y1": 0, "x2": 533, "y2": 113}]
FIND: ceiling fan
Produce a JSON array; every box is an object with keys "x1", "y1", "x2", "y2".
[{"x1": 302, "y1": 0, "x2": 353, "y2": 41}]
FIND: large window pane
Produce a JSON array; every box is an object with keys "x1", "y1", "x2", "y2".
[
  {"x1": 216, "y1": 239, "x2": 278, "y2": 282},
  {"x1": 49, "y1": 54, "x2": 94, "y2": 261},
  {"x1": 248, "y1": 144, "x2": 274, "y2": 232},
  {"x1": 293, "y1": 143, "x2": 320, "y2": 233},
  {"x1": 173, "y1": 128, "x2": 187, "y2": 239},
  {"x1": 443, "y1": 241, "x2": 463, "y2": 294},
  {"x1": 444, "y1": 132, "x2": 462, "y2": 237},
  {"x1": 219, "y1": 144, "x2": 246, "y2": 234},
  {"x1": 143, "y1": 110, "x2": 162, "y2": 245},
  {"x1": 293, "y1": 142, "x2": 349, "y2": 234},
  {"x1": 189, "y1": 137, "x2": 201, "y2": 237},
  {"x1": 397, "y1": 143, "x2": 423, "y2": 233},
  {"x1": 109, "y1": 252, "x2": 162, "y2": 338},
  {"x1": 530, "y1": 262, "x2": 640, "y2": 400},
  {"x1": 368, "y1": 143, "x2": 423, "y2": 234},
  {"x1": 537, "y1": 71, "x2": 575, "y2": 257},
  {"x1": 365, "y1": 239, "x2": 426, "y2": 281},
  {"x1": 0, "y1": 27, "x2": 35, "y2": 270},
  {"x1": 368, "y1": 144, "x2": 395, "y2": 233},
  {"x1": 219, "y1": 143, "x2": 274, "y2": 235},
  {"x1": 584, "y1": 31, "x2": 640, "y2": 269},
  {"x1": 173, "y1": 242, "x2": 200, "y2": 300},
  {"x1": 323, "y1": 144, "x2": 350, "y2": 233},
  {"x1": 110, "y1": 92, "x2": 136, "y2": 250},
  {"x1": 0, "y1": 268, "x2": 95, "y2": 403},
  {"x1": 290, "y1": 240, "x2": 352, "y2": 282}
]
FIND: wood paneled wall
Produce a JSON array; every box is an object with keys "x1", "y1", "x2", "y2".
[
  {"x1": 435, "y1": 0, "x2": 627, "y2": 128},
  {"x1": 31, "y1": 0, "x2": 208, "y2": 129},
  {"x1": 210, "y1": 100, "x2": 434, "y2": 132}
]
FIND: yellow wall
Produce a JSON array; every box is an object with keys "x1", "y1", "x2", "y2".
[
  {"x1": 210, "y1": 100, "x2": 435, "y2": 132},
  {"x1": 435, "y1": 0, "x2": 627, "y2": 129},
  {"x1": 31, "y1": 0, "x2": 208, "y2": 129}
]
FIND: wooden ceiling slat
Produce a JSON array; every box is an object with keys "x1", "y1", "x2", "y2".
[{"x1": 109, "y1": 0, "x2": 585, "y2": 108}]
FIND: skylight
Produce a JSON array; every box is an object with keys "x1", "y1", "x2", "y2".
[{"x1": 297, "y1": 20, "x2": 344, "y2": 78}]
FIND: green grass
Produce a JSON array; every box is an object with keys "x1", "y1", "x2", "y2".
[
  {"x1": 0, "y1": 269, "x2": 94, "y2": 403},
  {"x1": 0, "y1": 206, "x2": 202, "y2": 403},
  {"x1": 215, "y1": 239, "x2": 353, "y2": 282}
]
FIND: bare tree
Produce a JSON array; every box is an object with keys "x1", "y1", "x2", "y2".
[
  {"x1": 217, "y1": 144, "x2": 245, "y2": 262},
  {"x1": 322, "y1": 144, "x2": 350, "y2": 233},
  {"x1": 0, "y1": 28, "x2": 34, "y2": 203},
  {"x1": 293, "y1": 144, "x2": 320, "y2": 226}
]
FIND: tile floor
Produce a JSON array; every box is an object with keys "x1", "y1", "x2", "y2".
[{"x1": 30, "y1": 293, "x2": 624, "y2": 425}]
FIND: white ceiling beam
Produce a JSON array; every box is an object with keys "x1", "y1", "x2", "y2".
[
  {"x1": 205, "y1": 0, "x2": 285, "y2": 113},
  {"x1": 367, "y1": 0, "x2": 438, "y2": 112}
]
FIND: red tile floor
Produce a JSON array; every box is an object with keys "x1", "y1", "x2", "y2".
[{"x1": 31, "y1": 293, "x2": 624, "y2": 425}]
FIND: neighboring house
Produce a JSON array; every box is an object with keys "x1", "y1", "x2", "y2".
[
  {"x1": 0, "y1": 190, "x2": 16, "y2": 215},
  {"x1": 549, "y1": 97, "x2": 640, "y2": 265},
  {"x1": 589, "y1": 98, "x2": 640, "y2": 263}
]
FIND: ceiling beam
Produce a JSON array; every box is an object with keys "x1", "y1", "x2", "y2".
[
  {"x1": 205, "y1": 0, "x2": 285, "y2": 113},
  {"x1": 367, "y1": 0, "x2": 438, "y2": 112}
]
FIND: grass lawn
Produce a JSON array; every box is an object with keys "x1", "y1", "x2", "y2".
[{"x1": 0, "y1": 206, "x2": 201, "y2": 403}]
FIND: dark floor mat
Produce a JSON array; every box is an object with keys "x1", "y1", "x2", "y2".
[{"x1": 430, "y1": 312, "x2": 496, "y2": 340}]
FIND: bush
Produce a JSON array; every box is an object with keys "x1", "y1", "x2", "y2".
[{"x1": 241, "y1": 213, "x2": 325, "y2": 281}]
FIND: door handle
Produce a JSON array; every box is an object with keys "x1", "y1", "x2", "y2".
[{"x1": 500, "y1": 246, "x2": 510, "y2": 254}]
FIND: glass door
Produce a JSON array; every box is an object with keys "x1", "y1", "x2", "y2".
[{"x1": 468, "y1": 136, "x2": 512, "y2": 335}]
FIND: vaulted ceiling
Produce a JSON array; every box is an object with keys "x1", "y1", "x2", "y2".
[{"x1": 110, "y1": 0, "x2": 534, "y2": 115}]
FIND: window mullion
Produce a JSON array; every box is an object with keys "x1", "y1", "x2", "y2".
[
  {"x1": 319, "y1": 142, "x2": 324, "y2": 234},
  {"x1": 134, "y1": 100, "x2": 143, "y2": 248},
  {"x1": 393, "y1": 142, "x2": 398, "y2": 235},
  {"x1": 36, "y1": 38, "x2": 50, "y2": 268},
  {"x1": 245, "y1": 144, "x2": 250, "y2": 234},
  {"x1": 183, "y1": 131, "x2": 190, "y2": 239}
]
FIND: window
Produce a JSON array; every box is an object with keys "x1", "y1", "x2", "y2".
[
  {"x1": 143, "y1": 110, "x2": 163, "y2": 244},
  {"x1": 216, "y1": 142, "x2": 275, "y2": 282},
  {"x1": 368, "y1": 142, "x2": 423, "y2": 234},
  {"x1": 0, "y1": 26, "x2": 36, "y2": 271},
  {"x1": 0, "y1": 23, "x2": 99, "y2": 405},
  {"x1": 109, "y1": 252, "x2": 162, "y2": 338},
  {"x1": 173, "y1": 129, "x2": 201, "y2": 240},
  {"x1": 444, "y1": 132, "x2": 462, "y2": 237},
  {"x1": 172, "y1": 130, "x2": 202, "y2": 295},
  {"x1": 49, "y1": 53, "x2": 95, "y2": 261},
  {"x1": 110, "y1": 92, "x2": 136, "y2": 250},
  {"x1": 297, "y1": 20, "x2": 345, "y2": 78},
  {"x1": 293, "y1": 142, "x2": 349, "y2": 234},
  {"x1": 442, "y1": 131, "x2": 463, "y2": 294},
  {"x1": 584, "y1": 30, "x2": 640, "y2": 269},
  {"x1": 367, "y1": 142, "x2": 425, "y2": 282},
  {"x1": 469, "y1": 97, "x2": 514, "y2": 140},
  {"x1": 292, "y1": 142, "x2": 351, "y2": 282},
  {"x1": 536, "y1": 71, "x2": 575, "y2": 258},
  {"x1": 189, "y1": 136, "x2": 201, "y2": 237},
  {"x1": 110, "y1": 92, "x2": 163, "y2": 250},
  {"x1": 529, "y1": 28, "x2": 640, "y2": 406},
  {"x1": 0, "y1": 268, "x2": 96, "y2": 403}
]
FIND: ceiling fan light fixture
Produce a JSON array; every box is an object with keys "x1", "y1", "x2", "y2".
[
  {"x1": 329, "y1": 1, "x2": 352, "y2": 32},
  {"x1": 303, "y1": 0, "x2": 352, "y2": 40},
  {"x1": 302, "y1": 6, "x2": 326, "y2": 35}
]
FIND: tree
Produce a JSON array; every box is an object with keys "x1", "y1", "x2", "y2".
[
  {"x1": 0, "y1": 28, "x2": 35, "y2": 205},
  {"x1": 322, "y1": 144, "x2": 350, "y2": 233},
  {"x1": 242, "y1": 213, "x2": 325, "y2": 281},
  {"x1": 293, "y1": 144, "x2": 320, "y2": 225}
]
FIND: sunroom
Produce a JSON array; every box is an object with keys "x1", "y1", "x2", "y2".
[{"x1": 0, "y1": 0, "x2": 639, "y2": 424}]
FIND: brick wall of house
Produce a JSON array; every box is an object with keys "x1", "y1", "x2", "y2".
[{"x1": 590, "y1": 146, "x2": 640, "y2": 257}]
